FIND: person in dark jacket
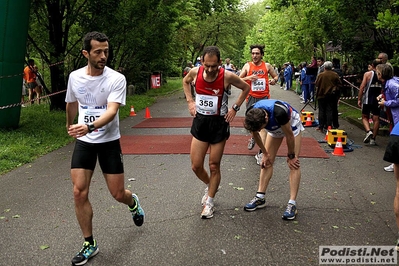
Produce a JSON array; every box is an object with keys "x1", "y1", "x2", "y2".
[{"x1": 315, "y1": 61, "x2": 342, "y2": 131}]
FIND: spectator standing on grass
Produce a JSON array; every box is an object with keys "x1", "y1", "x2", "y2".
[
  {"x1": 357, "y1": 59, "x2": 382, "y2": 146},
  {"x1": 315, "y1": 61, "x2": 342, "y2": 132},
  {"x1": 182, "y1": 45, "x2": 250, "y2": 219},
  {"x1": 239, "y1": 44, "x2": 278, "y2": 164},
  {"x1": 243, "y1": 99, "x2": 304, "y2": 220},
  {"x1": 65, "y1": 31, "x2": 145, "y2": 266},
  {"x1": 377, "y1": 64, "x2": 399, "y2": 172},
  {"x1": 23, "y1": 59, "x2": 37, "y2": 105}
]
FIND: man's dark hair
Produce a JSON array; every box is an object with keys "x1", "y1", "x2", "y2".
[
  {"x1": 250, "y1": 44, "x2": 265, "y2": 56},
  {"x1": 317, "y1": 57, "x2": 324, "y2": 61},
  {"x1": 28, "y1": 59, "x2": 34, "y2": 65},
  {"x1": 244, "y1": 108, "x2": 268, "y2": 132},
  {"x1": 83, "y1": 31, "x2": 109, "y2": 53},
  {"x1": 202, "y1": 46, "x2": 221, "y2": 61}
]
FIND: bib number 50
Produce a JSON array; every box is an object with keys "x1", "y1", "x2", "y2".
[{"x1": 84, "y1": 115, "x2": 100, "y2": 123}]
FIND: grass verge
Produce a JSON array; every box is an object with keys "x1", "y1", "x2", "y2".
[{"x1": 0, "y1": 78, "x2": 183, "y2": 175}]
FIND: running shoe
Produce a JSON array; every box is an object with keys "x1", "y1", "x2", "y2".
[
  {"x1": 255, "y1": 152, "x2": 263, "y2": 165},
  {"x1": 71, "y1": 240, "x2": 99, "y2": 266},
  {"x1": 244, "y1": 196, "x2": 266, "y2": 211},
  {"x1": 384, "y1": 164, "x2": 394, "y2": 172},
  {"x1": 201, "y1": 202, "x2": 214, "y2": 219},
  {"x1": 282, "y1": 203, "x2": 297, "y2": 220},
  {"x1": 129, "y1": 194, "x2": 145, "y2": 226},
  {"x1": 363, "y1": 131, "x2": 373, "y2": 143},
  {"x1": 248, "y1": 137, "x2": 255, "y2": 150}
]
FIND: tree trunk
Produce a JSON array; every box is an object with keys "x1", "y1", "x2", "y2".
[{"x1": 49, "y1": 63, "x2": 66, "y2": 111}]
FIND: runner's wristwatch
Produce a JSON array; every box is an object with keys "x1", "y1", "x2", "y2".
[
  {"x1": 87, "y1": 123, "x2": 95, "y2": 133},
  {"x1": 287, "y1": 153, "x2": 295, "y2": 159},
  {"x1": 232, "y1": 104, "x2": 240, "y2": 112}
]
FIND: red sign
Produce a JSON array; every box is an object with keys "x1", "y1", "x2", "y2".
[{"x1": 151, "y1": 74, "x2": 161, "y2": 89}]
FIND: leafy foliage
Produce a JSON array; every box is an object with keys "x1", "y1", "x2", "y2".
[
  {"x1": 24, "y1": 0, "x2": 399, "y2": 107},
  {"x1": 241, "y1": 0, "x2": 398, "y2": 71}
]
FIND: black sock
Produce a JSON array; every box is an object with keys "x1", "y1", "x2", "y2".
[{"x1": 85, "y1": 236, "x2": 94, "y2": 245}]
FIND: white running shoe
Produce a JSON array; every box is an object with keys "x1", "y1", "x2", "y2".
[
  {"x1": 201, "y1": 202, "x2": 214, "y2": 219},
  {"x1": 384, "y1": 163, "x2": 394, "y2": 172},
  {"x1": 248, "y1": 138, "x2": 255, "y2": 150},
  {"x1": 363, "y1": 131, "x2": 373, "y2": 143},
  {"x1": 255, "y1": 152, "x2": 263, "y2": 165}
]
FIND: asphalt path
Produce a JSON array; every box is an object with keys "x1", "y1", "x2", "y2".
[{"x1": 0, "y1": 83, "x2": 396, "y2": 265}]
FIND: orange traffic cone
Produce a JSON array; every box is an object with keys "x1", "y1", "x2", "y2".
[
  {"x1": 304, "y1": 113, "x2": 312, "y2": 127},
  {"x1": 324, "y1": 126, "x2": 331, "y2": 141},
  {"x1": 129, "y1": 106, "x2": 137, "y2": 116},
  {"x1": 144, "y1": 107, "x2": 152, "y2": 119},
  {"x1": 332, "y1": 137, "x2": 345, "y2": 156}
]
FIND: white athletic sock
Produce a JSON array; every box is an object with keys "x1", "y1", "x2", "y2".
[
  {"x1": 256, "y1": 193, "x2": 265, "y2": 199},
  {"x1": 206, "y1": 196, "x2": 214, "y2": 205}
]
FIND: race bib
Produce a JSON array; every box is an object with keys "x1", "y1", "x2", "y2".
[
  {"x1": 196, "y1": 94, "x2": 218, "y2": 115},
  {"x1": 251, "y1": 78, "x2": 266, "y2": 92},
  {"x1": 79, "y1": 105, "x2": 107, "y2": 133}
]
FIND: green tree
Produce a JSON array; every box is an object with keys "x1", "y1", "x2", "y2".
[
  {"x1": 28, "y1": 0, "x2": 100, "y2": 111},
  {"x1": 176, "y1": 0, "x2": 252, "y2": 68},
  {"x1": 375, "y1": 0, "x2": 399, "y2": 64}
]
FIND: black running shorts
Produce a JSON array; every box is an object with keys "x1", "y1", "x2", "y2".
[
  {"x1": 190, "y1": 114, "x2": 230, "y2": 144},
  {"x1": 361, "y1": 103, "x2": 380, "y2": 116},
  {"x1": 71, "y1": 139, "x2": 124, "y2": 174}
]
